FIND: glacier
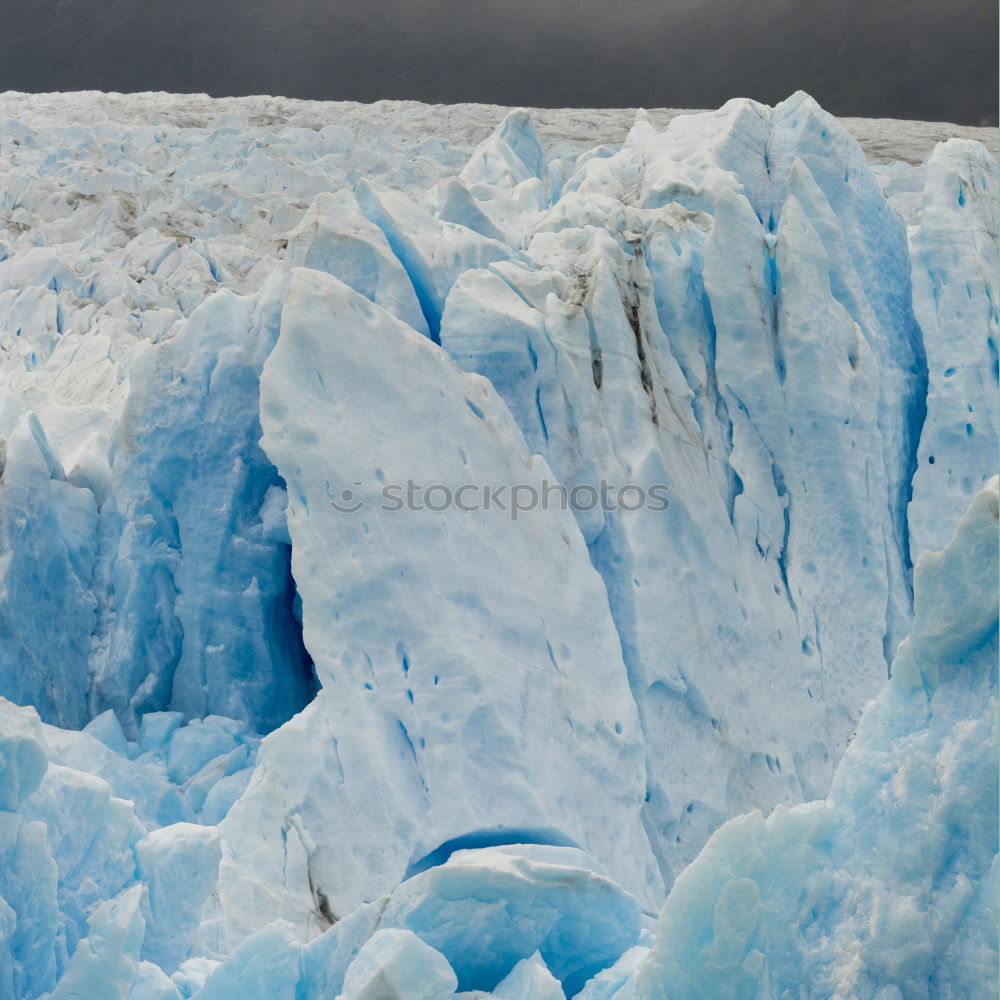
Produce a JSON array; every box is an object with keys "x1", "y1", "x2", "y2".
[{"x1": 0, "y1": 88, "x2": 995, "y2": 1000}]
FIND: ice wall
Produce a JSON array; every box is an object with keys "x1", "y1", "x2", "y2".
[{"x1": 0, "y1": 92, "x2": 993, "y2": 999}]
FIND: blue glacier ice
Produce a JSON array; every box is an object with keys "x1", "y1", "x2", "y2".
[
  {"x1": 0, "y1": 90, "x2": 993, "y2": 1000},
  {"x1": 636, "y1": 476, "x2": 998, "y2": 1000}
]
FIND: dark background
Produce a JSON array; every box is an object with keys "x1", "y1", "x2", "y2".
[{"x1": 3, "y1": 0, "x2": 997, "y2": 125}]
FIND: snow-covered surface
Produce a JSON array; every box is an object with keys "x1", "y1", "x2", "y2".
[
  {"x1": 1, "y1": 91, "x2": 995, "y2": 165},
  {"x1": 0, "y1": 89, "x2": 995, "y2": 1000}
]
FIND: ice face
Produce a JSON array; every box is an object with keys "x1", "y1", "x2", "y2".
[
  {"x1": 636, "y1": 478, "x2": 999, "y2": 1000},
  {"x1": 0, "y1": 700, "x2": 48, "y2": 812},
  {"x1": 0, "y1": 91, "x2": 993, "y2": 1000},
  {"x1": 903, "y1": 140, "x2": 999, "y2": 558},
  {"x1": 90, "y1": 276, "x2": 317, "y2": 737},
  {"x1": 0, "y1": 418, "x2": 98, "y2": 731},
  {"x1": 213, "y1": 265, "x2": 657, "y2": 944},
  {"x1": 438, "y1": 93, "x2": 935, "y2": 886}
]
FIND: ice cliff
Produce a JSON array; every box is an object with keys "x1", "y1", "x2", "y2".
[{"x1": 0, "y1": 90, "x2": 995, "y2": 999}]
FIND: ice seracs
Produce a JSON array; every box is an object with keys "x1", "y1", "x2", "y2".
[
  {"x1": 0, "y1": 90, "x2": 993, "y2": 1000},
  {"x1": 439, "y1": 93, "x2": 932, "y2": 887}
]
